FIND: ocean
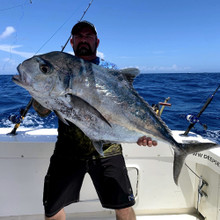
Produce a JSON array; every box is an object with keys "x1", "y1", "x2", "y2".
[{"x1": 0, "y1": 73, "x2": 219, "y2": 143}]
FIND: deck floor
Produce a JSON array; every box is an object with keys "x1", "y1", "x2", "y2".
[{"x1": 0, "y1": 214, "x2": 199, "y2": 220}]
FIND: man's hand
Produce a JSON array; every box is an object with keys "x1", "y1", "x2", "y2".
[{"x1": 137, "y1": 136, "x2": 157, "y2": 147}]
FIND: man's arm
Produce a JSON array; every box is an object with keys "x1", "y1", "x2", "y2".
[{"x1": 32, "y1": 99, "x2": 51, "y2": 117}]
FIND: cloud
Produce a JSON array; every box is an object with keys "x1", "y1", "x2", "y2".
[
  {"x1": 97, "y1": 51, "x2": 104, "y2": 59},
  {"x1": 0, "y1": 44, "x2": 34, "y2": 58},
  {"x1": 3, "y1": 57, "x2": 18, "y2": 65},
  {"x1": 0, "y1": 26, "x2": 16, "y2": 39},
  {"x1": 67, "y1": 51, "x2": 74, "y2": 55},
  {"x1": 0, "y1": 57, "x2": 18, "y2": 75},
  {"x1": 139, "y1": 64, "x2": 191, "y2": 73}
]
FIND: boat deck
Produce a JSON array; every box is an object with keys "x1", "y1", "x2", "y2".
[
  {"x1": 0, "y1": 214, "x2": 199, "y2": 220},
  {"x1": 0, "y1": 128, "x2": 218, "y2": 220}
]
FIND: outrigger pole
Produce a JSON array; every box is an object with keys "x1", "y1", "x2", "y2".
[
  {"x1": 159, "y1": 97, "x2": 171, "y2": 116},
  {"x1": 8, "y1": 0, "x2": 94, "y2": 135},
  {"x1": 183, "y1": 84, "x2": 220, "y2": 136}
]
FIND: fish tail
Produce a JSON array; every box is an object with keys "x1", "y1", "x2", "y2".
[
  {"x1": 173, "y1": 151, "x2": 187, "y2": 185},
  {"x1": 173, "y1": 142, "x2": 218, "y2": 185}
]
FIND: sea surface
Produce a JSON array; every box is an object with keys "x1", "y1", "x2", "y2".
[{"x1": 0, "y1": 73, "x2": 219, "y2": 143}]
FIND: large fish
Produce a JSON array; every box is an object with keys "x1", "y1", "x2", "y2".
[{"x1": 13, "y1": 51, "x2": 218, "y2": 184}]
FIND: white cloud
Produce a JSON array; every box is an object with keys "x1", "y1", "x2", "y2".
[
  {"x1": 0, "y1": 26, "x2": 16, "y2": 39},
  {"x1": 67, "y1": 51, "x2": 74, "y2": 55},
  {"x1": 97, "y1": 51, "x2": 104, "y2": 59},
  {"x1": 0, "y1": 57, "x2": 19, "y2": 75},
  {"x1": 139, "y1": 64, "x2": 191, "y2": 73},
  {"x1": 3, "y1": 57, "x2": 17, "y2": 65},
  {"x1": 0, "y1": 44, "x2": 34, "y2": 58}
]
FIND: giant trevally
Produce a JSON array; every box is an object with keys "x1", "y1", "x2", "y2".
[{"x1": 13, "y1": 51, "x2": 219, "y2": 185}]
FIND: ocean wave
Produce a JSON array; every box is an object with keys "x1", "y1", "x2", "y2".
[
  {"x1": 1, "y1": 112, "x2": 58, "y2": 129},
  {"x1": 1, "y1": 74, "x2": 219, "y2": 136},
  {"x1": 204, "y1": 130, "x2": 220, "y2": 144}
]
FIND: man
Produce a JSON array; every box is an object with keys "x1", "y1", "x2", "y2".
[{"x1": 33, "y1": 21, "x2": 157, "y2": 220}]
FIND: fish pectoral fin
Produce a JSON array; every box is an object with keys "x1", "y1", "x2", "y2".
[
  {"x1": 119, "y1": 68, "x2": 140, "y2": 86},
  {"x1": 68, "y1": 94, "x2": 111, "y2": 127},
  {"x1": 93, "y1": 141, "x2": 104, "y2": 156},
  {"x1": 54, "y1": 110, "x2": 69, "y2": 126},
  {"x1": 173, "y1": 152, "x2": 187, "y2": 185}
]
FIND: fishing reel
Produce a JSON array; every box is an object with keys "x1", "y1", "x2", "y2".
[
  {"x1": 8, "y1": 114, "x2": 23, "y2": 124},
  {"x1": 185, "y1": 114, "x2": 207, "y2": 130},
  {"x1": 152, "y1": 103, "x2": 160, "y2": 115},
  {"x1": 186, "y1": 114, "x2": 199, "y2": 124},
  {"x1": 183, "y1": 84, "x2": 219, "y2": 136},
  {"x1": 8, "y1": 108, "x2": 25, "y2": 124},
  {"x1": 152, "y1": 97, "x2": 172, "y2": 116}
]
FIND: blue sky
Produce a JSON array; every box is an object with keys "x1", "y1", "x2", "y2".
[{"x1": 0, "y1": 0, "x2": 220, "y2": 74}]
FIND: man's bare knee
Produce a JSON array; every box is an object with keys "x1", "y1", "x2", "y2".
[
  {"x1": 45, "y1": 208, "x2": 65, "y2": 220},
  {"x1": 115, "y1": 207, "x2": 136, "y2": 220}
]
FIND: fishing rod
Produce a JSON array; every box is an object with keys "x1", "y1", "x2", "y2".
[
  {"x1": 183, "y1": 84, "x2": 220, "y2": 136},
  {"x1": 61, "y1": 0, "x2": 94, "y2": 52},
  {"x1": 8, "y1": 98, "x2": 33, "y2": 135},
  {"x1": 8, "y1": 0, "x2": 94, "y2": 135}
]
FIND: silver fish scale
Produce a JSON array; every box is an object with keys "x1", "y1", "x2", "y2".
[
  {"x1": 70, "y1": 61, "x2": 174, "y2": 145},
  {"x1": 13, "y1": 51, "x2": 219, "y2": 185}
]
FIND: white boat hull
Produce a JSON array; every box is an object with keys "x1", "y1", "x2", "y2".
[{"x1": 0, "y1": 128, "x2": 219, "y2": 219}]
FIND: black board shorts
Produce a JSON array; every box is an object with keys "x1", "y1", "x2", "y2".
[{"x1": 43, "y1": 154, "x2": 135, "y2": 217}]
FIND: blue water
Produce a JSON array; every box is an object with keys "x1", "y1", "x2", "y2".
[{"x1": 0, "y1": 73, "x2": 219, "y2": 142}]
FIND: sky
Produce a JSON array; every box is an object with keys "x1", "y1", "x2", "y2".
[{"x1": 0, "y1": 0, "x2": 220, "y2": 74}]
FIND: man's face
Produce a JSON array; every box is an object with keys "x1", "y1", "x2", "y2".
[{"x1": 71, "y1": 26, "x2": 99, "y2": 58}]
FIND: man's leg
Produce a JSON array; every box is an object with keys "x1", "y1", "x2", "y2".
[
  {"x1": 89, "y1": 155, "x2": 136, "y2": 220},
  {"x1": 43, "y1": 156, "x2": 87, "y2": 220},
  {"x1": 45, "y1": 208, "x2": 65, "y2": 220},
  {"x1": 115, "y1": 207, "x2": 136, "y2": 220}
]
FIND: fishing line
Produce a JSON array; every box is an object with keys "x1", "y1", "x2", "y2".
[
  {"x1": 168, "y1": 145, "x2": 207, "y2": 181},
  {"x1": 8, "y1": 0, "x2": 95, "y2": 135},
  {"x1": 0, "y1": 0, "x2": 30, "y2": 12},
  {"x1": 184, "y1": 162, "x2": 201, "y2": 179},
  {"x1": 0, "y1": 0, "x2": 27, "y2": 74},
  {"x1": 61, "y1": 0, "x2": 94, "y2": 52},
  {"x1": 10, "y1": 1, "x2": 93, "y2": 106},
  {"x1": 34, "y1": 6, "x2": 81, "y2": 54},
  {"x1": 36, "y1": 0, "x2": 94, "y2": 54}
]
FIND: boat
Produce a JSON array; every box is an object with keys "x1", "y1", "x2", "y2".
[{"x1": 0, "y1": 127, "x2": 219, "y2": 220}]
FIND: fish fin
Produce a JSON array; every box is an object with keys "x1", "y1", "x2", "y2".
[
  {"x1": 181, "y1": 142, "x2": 218, "y2": 155},
  {"x1": 173, "y1": 152, "x2": 187, "y2": 185},
  {"x1": 173, "y1": 142, "x2": 219, "y2": 185},
  {"x1": 54, "y1": 110, "x2": 69, "y2": 126},
  {"x1": 68, "y1": 94, "x2": 112, "y2": 127},
  {"x1": 93, "y1": 141, "x2": 104, "y2": 156},
  {"x1": 120, "y1": 68, "x2": 140, "y2": 86}
]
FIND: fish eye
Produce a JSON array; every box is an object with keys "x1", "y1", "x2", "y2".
[{"x1": 40, "y1": 64, "x2": 51, "y2": 74}]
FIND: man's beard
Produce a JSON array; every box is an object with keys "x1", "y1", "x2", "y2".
[{"x1": 75, "y1": 42, "x2": 96, "y2": 56}]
